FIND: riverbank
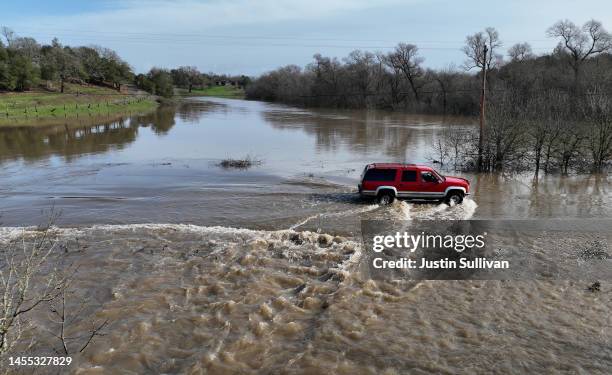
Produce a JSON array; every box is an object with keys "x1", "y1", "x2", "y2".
[
  {"x1": 0, "y1": 83, "x2": 158, "y2": 127},
  {"x1": 176, "y1": 85, "x2": 245, "y2": 99}
]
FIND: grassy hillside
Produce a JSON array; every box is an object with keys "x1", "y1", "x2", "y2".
[
  {"x1": 0, "y1": 83, "x2": 157, "y2": 126},
  {"x1": 178, "y1": 85, "x2": 245, "y2": 99}
]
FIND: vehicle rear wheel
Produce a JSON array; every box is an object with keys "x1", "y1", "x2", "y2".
[
  {"x1": 445, "y1": 191, "x2": 464, "y2": 205},
  {"x1": 377, "y1": 191, "x2": 395, "y2": 205}
]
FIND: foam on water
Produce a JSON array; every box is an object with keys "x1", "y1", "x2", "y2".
[
  {"x1": 290, "y1": 204, "x2": 378, "y2": 230},
  {"x1": 3, "y1": 200, "x2": 611, "y2": 374},
  {"x1": 0, "y1": 225, "x2": 60, "y2": 244},
  {"x1": 398, "y1": 200, "x2": 412, "y2": 219},
  {"x1": 392, "y1": 198, "x2": 478, "y2": 221},
  {"x1": 0, "y1": 199, "x2": 477, "y2": 245},
  {"x1": 0, "y1": 223, "x2": 364, "y2": 275}
]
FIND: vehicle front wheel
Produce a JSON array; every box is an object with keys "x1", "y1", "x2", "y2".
[
  {"x1": 445, "y1": 191, "x2": 464, "y2": 205},
  {"x1": 377, "y1": 191, "x2": 395, "y2": 205}
]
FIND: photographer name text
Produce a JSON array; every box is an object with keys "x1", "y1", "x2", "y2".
[
  {"x1": 372, "y1": 257, "x2": 509, "y2": 269},
  {"x1": 371, "y1": 231, "x2": 509, "y2": 270}
]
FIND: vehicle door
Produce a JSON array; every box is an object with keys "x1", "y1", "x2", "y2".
[
  {"x1": 398, "y1": 168, "x2": 418, "y2": 197},
  {"x1": 418, "y1": 170, "x2": 444, "y2": 196}
]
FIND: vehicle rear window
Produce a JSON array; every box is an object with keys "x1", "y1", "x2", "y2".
[
  {"x1": 401, "y1": 170, "x2": 417, "y2": 182},
  {"x1": 363, "y1": 168, "x2": 397, "y2": 181}
]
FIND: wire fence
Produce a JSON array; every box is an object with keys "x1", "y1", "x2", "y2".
[{"x1": 0, "y1": 95, "x2": 156, "y2": 121}]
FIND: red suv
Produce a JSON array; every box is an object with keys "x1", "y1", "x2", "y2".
[{"x1": 358, "y1": 163, "x2": 470, "y2": 205}]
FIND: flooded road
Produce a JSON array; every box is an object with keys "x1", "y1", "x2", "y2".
[
  {"x1": 1, "y1": 98, "x2": 611, "y2": 374},
  {"x1": 0, "y1": 98, "x2": 609, "y2": 228}
]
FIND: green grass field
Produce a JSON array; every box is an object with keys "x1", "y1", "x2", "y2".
[
  {"x1": 178, "y1": 85, "x2": 245, "y2": 99},
  {"x1": 0, "y1": 83, "x2": 157, "y2": 126}
]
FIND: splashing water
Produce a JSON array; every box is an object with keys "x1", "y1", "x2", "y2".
[
  {"x1": 3, "y1": 200, "x2": 611, "y2": 375},
  {"x1": 290, "y1": 204, "x2": 379, "y2": 230},
  {"x1": 399, "y1": 198, "x2": 478, "y2": 221}
]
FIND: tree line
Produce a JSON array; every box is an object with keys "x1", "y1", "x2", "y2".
[
  {"x1": 246, "y1": 19, "x2": 612, "y2": 173},
  {"x1": 0, "y1": 26, "x2": 248, "y2": 99},
  {"x1": 430, "y1": 88, "x2": 611, "y2": 174},
  {"x1": 135, "y1": 67, "x2": 249, "y2": 98},
  {"x1": 0, "y1": 27, "x2": 132, "y2": 92}
]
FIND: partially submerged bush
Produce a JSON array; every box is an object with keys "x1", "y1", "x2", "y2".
[{"x1": 218, "y1": 155, "x2": 262, "y2": 169}]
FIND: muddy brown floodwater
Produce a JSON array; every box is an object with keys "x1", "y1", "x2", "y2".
[{"x1": 0, "y1": 98, "x2": 610, "y2": 374}]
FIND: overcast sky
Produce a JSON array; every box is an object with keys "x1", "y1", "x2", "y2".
[{"x1": 2, "y1": 0, "x2": 612, "y2": 75}]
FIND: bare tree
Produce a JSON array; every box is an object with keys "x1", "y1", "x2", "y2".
[
  {"x1": 0, "y1": 215, "x2": 108, "y2": 371},
  {"x1": 484, "y1": 92, "x2": 529, "y2": 171},
  {"x1": 526, "y1": 90, "x2": 568, "y2": 175},
  {"x1": 432, "y1": 126, "x2": 471, "y2": 170},
  {"x1": 344, "y1": 50, "x2": 376, "y2": 107},
  {"x1": 462, "y1": 27, "x2": 503, "y2": 71},
  {"x1": 431, "y1": 137, "x2": 449, "y2": 167},
  {"x1": 508, "y1": 42, "x2": 534, "y2": 62},
  {"x1": 557, "y1": 120, "x2": 586, "y2": 174},
  {"x1": 0, "y1": 27, "x2": 15, "y2": 47},
  {"x1": 463, "y1": 27, "x2": 502, "y2": 172},
  {"x1": 383, "y1": 43, "x2": 424, "y2": 102},
  {"x1": 446, "y1": 127, "x2": 471, "y2": 171},
  {"x1": 584, "y1": 89, "x2": 612, "y2": 172},
  {"x1": 547, "y1": 19, "x2": 612, "y2": 85},
  {"x1": 309, "y1": 54, "x2": 345, "y2": 106},
  {"x1": 542, "y1": 119, "x2": 562, "y2": 174},
  {"x1": 47, "y1": 288, "x2": 108, "y2": 356},
  {"x1": 0, "y1": 218, "x2": 68, "y2": 356},
  {"x1": 376, "y1": 52, "x2": 404, "y2": 108},
  {"x1": 432, "y1": 65, "x2": 458, "y2": 114}
]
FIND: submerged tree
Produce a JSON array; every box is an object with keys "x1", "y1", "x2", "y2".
[{"x1": 584, "y1": 89, "x2": 612, "y2": 172}]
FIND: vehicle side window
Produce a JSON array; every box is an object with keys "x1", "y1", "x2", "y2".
[
  {"x1": 421, "y1": 171, "x2": 438, "y2": 183},
  {"x1": 363, "y1": 168, "x2": 397, "y2": 182},
  {"x1": 401, "y1": 170, "x2": 417, "y2": 182}
]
